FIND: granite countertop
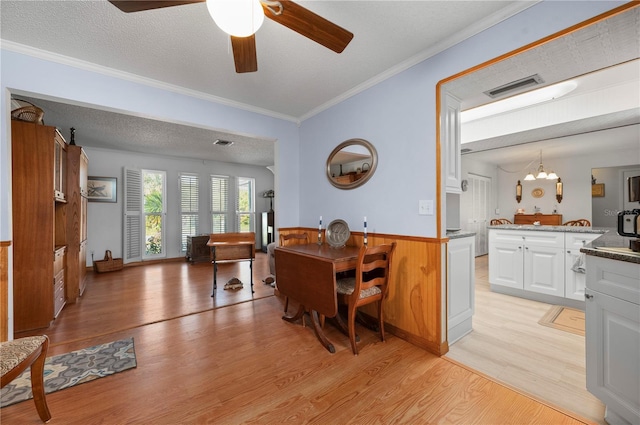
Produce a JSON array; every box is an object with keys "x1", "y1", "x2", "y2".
[
  {"x1": 488, "y1": 224, "x2": 607, "y2": 234},
  {"x1": 580, "y1": 230, "x2": 640, "y2": 264},
  {"x1": 446, "y1": 230, "x2": 475, "y2": 239}
]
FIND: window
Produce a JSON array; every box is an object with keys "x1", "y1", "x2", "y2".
[
  {"x1": 211, "y1": 175, "x2": 229, "y2": 233},
  {"x1": 143, "y1": 169, "x2": 166, "y2": 258},
  {"x1": 237, "y1": 177, "x2": 255, "y2": 232},
  {"x1": 180, "y1": 173, "x2": 199, "y2": 252}
]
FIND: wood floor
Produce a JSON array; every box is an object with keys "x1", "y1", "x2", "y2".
[
  {"x1": 3, "y1": 253, "x2": 597, "y2": 424},
  {"x1": 446, "y1": 255, "x2": 605, "y2": 425}
]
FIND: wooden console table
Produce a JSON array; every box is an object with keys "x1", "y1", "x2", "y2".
[
  {"x1": 207, "y1": 232, "x2": 255, "y2": 297},
  {"x1": 514, "y1": 213, "x2": 563, "y2": 225}
]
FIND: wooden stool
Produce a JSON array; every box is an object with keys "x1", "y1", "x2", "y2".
[{"x1": 1, "y1": 335, "x2": 52, "y2": 422}]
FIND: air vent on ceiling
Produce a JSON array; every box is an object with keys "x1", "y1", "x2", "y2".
[
  {"x1": 213, "y1": 139, "x2": 234, "y2": 146},
  {"x1": 484, "y1": 74, "x2": 544, "y2": 98}
]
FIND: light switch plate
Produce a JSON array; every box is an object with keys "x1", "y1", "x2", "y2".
[{"x1": 419, "y1": 200, "x2": 434, "y2": 215}]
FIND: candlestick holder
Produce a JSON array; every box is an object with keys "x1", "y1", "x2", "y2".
[{"x1": 317, "y1": 230, "x2": 322, "y2": 245}]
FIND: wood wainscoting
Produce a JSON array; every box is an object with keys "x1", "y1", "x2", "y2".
[
  {"x1": 278, "y1": 228, "x2": 447, "y2": 355},
  {"x1": 1, "y1": 240, "x2": 9, "y2": 341}
]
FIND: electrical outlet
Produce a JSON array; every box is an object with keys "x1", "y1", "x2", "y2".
[{"x1": 495, "y1": 208, "x2": 500, "y2": 215}]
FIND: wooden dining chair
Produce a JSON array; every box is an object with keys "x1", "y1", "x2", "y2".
[
  {"x1": 564, "y1": 219, "x2": 591, "y2": 226},
  {"x1": 490, "y1": 218, "x2": 512, "y2": 225},
  {"x1": 279, "y1": 232, "x2": 310, "y2": 313},
  {"x1": 0, "y1": 335, "x2": 52, "y2": 422},
  {"x1": 336, "y1": 242, "x2": 396, "y2": 355}
]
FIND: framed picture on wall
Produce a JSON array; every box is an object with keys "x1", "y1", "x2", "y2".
[
  {"x1": 88, "y1": 176, "x2": 117, "y2": 202},
  {"x1": 591, "y1": 183, "x2": 605, "y2": 197}
]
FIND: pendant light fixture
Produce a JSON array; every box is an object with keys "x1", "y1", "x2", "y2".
[{"x1": 524, "y1": 150, "x2": 558, "y2": 180}]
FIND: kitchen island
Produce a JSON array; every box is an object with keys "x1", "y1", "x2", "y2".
[{"x1": 488, "y1": 224, "x2": 606, "y2": 308}]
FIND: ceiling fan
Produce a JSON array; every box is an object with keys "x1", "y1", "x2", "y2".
[{"x1": 108, "y1": 0, "x2": 353, "y2": 73}]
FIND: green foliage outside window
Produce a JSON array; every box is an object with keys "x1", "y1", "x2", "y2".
[{"x1": 144, "y1": 172, "x2": 163, "y2": 255}]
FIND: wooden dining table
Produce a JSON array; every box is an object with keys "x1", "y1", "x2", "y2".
[{"x1": 274, "y1": 243, "x2": 361, "y2": 353}]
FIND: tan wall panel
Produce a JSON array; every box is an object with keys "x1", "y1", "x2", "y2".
[{"x1": 278, "y1": 227, "x2": 446, "y2": 355}]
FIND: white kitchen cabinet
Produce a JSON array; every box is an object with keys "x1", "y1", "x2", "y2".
[
  {"x1": 585, "y1": 255, "x2": 640, "y2": 425},
  {"x1": 489, "y1": 229, "x2": 564, "y2": 296},
  {"x1": 524, "y1": 243, "x2": 564, "y2": 297},
  {"x1": 489, "y1": 241, "x2": 523, "y2": 289},
  {"x1": 565, "y1": 232, "x2": 602, "y2": 301},
  {"x1": 447, "y1": 236, "x2": 475, "y2": 344},
  {"x1": 442, "y1": 93, "x2": 461, "y2": 194}
]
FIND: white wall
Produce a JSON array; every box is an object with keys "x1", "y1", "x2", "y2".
[
  {"x1": 84, "y1": 147, "x2": 274, "y2": 265},
  {"x1": 463, "y1": 143, "x2": 640, "y2": 225}
]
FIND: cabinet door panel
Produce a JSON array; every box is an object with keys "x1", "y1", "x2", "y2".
[
  {"x1": 524, "y1": 246, "x2": 564, "y2": 296},
  {"x1": 586, "y1": 289, "x2": 640, "y2": 424},
  {"x1": 489, "y1": 242, "x2": 523, "y2": 289}
]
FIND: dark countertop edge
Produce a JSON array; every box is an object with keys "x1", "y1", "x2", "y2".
[
  {"x1": 580, "y1": 246, "x2": 640, "y2": 264},
  {"x1": 579, "y1": 229, "x2": 640, "y2": 264}
]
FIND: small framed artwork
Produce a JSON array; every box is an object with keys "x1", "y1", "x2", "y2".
[
  {"x1": 592, "y1": 183, "x2": 605, "y2": 197},
  {"x1": 88, "y1": 176, "x2": 117, "y2": 202}
]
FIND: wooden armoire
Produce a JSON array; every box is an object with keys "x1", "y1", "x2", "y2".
[{"x1": 11, "y1": 120, "x2": 88, "y2": 333}]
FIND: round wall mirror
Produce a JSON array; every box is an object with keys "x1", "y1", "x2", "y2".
[{"x1": 326, "y1": 138, "x2": 378, "y2": 189}]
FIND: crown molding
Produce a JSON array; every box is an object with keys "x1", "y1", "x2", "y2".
[
  {"x1": 1, "y1": 40, "x2": 299, "y2": 124},
  {"x1": 298, "y1": 1, "x2": 540, "y2": 122}
]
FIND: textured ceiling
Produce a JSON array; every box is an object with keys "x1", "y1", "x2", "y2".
[
  {"x1": 1, "y1": 0, "x2": 532, "y2": 119},
  {"x1": 2, "y1": 2, "x2": 639, "y2": 166}
]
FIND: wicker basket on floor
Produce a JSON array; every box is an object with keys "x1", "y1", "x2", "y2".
[{"x1": 93, "y1": 250, "x2": 123, "y2": 273}]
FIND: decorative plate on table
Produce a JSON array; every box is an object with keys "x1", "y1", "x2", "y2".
[
  {"x1": 531, "y1": 188, "x2": 545, "y2": 198},
  {"x1": 326, "y1": 219, "x2": 351, "y2": 248}
]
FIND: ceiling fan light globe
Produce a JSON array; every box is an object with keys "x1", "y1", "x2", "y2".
[
  {"x1": 524, "y1": 173, "x2": 536, "y2": 181},
  {"x1": 546, "y1": 171, "x2": 558, "y2": 180},
  {"x1": 536, "y1": 171, "x2": 548, "y2": 179},
  {"x1": 207, "y1": 0, "x2": 265, "y2": 37}
]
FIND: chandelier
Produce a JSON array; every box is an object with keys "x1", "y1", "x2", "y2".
[{"x1": 524, "y1": 150, "x2": 558, "y2": 181}]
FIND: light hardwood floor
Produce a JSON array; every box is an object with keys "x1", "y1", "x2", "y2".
[
  {"x1": 3, "y1": 253, "x2": 597, "y2": 424},
  {"x1": 446, "y1": 255, "x2": 606, "y2": 425}
]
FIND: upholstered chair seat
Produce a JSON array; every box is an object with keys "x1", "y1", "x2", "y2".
[{"x1": 1, "y1": 335, "x2": 52, "y2": 422}]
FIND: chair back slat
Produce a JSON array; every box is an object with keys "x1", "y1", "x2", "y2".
[
  {"x1": 353, "y1": 243, "x2": 396, "y2": 298},
  {"x1": 280, "y1": 233, "x2": 310, "y2": 246},
  {"x1": 563, "y1": 219, "x2": 591, "y2": 226}
]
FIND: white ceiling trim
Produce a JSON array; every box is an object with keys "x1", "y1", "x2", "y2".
[
  {"x1": 299, "y1": 1, "x2": 540, "y2": 122},
  {"x1": 1, "y1": 39, "x2": 299, "y2": 123}
]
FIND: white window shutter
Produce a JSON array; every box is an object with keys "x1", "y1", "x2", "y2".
[{"x1": 123, "y1": 167, "x2": 142, "y2": 264}]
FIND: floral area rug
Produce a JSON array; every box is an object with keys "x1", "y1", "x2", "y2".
[{"x1": 1, "y1": 337, "x2": 136, "y2": 407}]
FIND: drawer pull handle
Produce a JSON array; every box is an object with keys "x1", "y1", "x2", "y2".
[{"x1": 585, "y1": 294, "x2": 594, "y2": 300}]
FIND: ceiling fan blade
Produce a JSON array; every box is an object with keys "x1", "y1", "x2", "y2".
[
  {"x1": 262, "y1": 0, "x2": 353, "y2": 53},
  {"x1": 108, "y1": 0, "x2": 203, "y2": 13},
  {"x1": 231, "y1": 35, "x2": 258, "y2": 73}
]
